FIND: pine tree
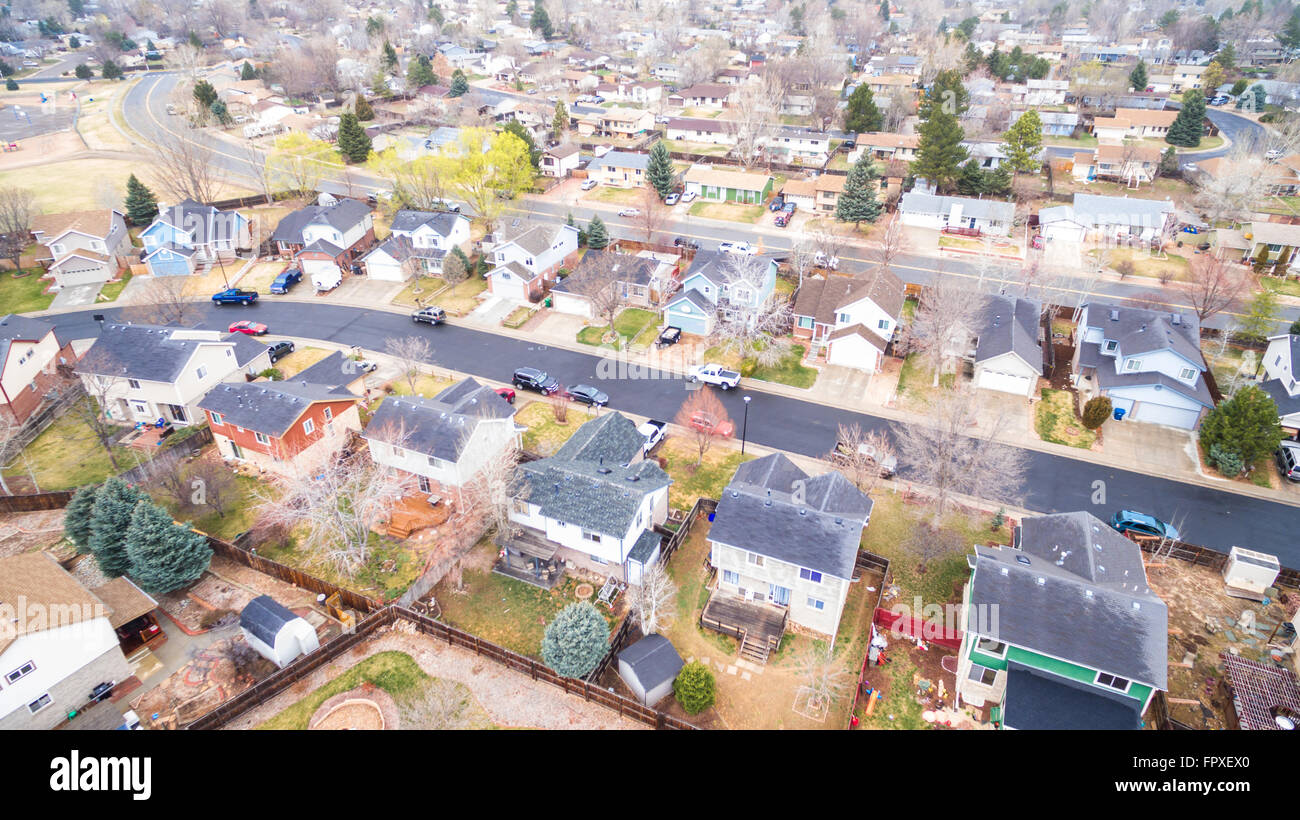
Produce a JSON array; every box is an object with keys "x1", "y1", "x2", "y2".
[
  {"x1": 192, "y1": 79, "x2": 217, "y2": 109},
  {"x1": 381, "y1": 40, "x2": 399, "y2": 72},
  {"x1": 101, "y1": 60, "x2": 122, "y2": 80},
  {"x1": 1000, "y1": 109, "x2": 1043, "y2": 176},
  {"x1": 63, "y1": 485, "x2": 99, "y2": 553},
  {"x1": 336, "y1": 112, "x2": 372, "y2": 163},
  {"x1": 240, "y1": 60, "x2": 257, "y2": 80},
  {"x1": 74, "y1": 63, "x2": 92, "y2": 80},
  {"x1": 956, "y1": 158, "x2": 988, "y2": 195},
  {"x1": 879, "y1": 0, "x2": 889, "y2": 20},
  {"x1": 919, "y1": 69, "x2": 969, "y2": 119},
  {"x1": 844, "y1": 83, "x2": 883, "y2": 133},
  {"x1": 541, "y1": 602, "x2": 609, "y2": 678},
  {"x1": 530, "y1": 0, "x2": 554, "y2": 38},
  {"x1": 1166, "y1": 89, "x2": 1205, "y2": 147},
  {"x1": 646, "y1": 141, "x2": 675, "y2": 197},
  {"x1": 1129, "y1": 60, "x2": 1148, "y2": 91},
  {"x1": 835, "y1": 153, "x2": 882, "y2": 226},
  {"x1": 88, "y1": 478, "x2": 141, "y2": 578},
  {"x1": 503, "y1": 120, "x2": 540, "y2": 168},
  {"x1": 587, "y1": 214, "x2": 609, "y2": 249},
  {"x1": 354, "y1": 94, "x2": 375, "y2": 121},
  {"x1": 913, "y1": 106, "x2": 968, "y2": 192},
  {"x1": 6, "y1": 78, "x2": 17, "y2": 91},
  {"x1": 1199, "y1": 385, "x2": 1284, "y2": 470},
  {"x1": 449, "y1": 68, "x2": 468, "y2": 97},
  {"x1": 552, "y1": 100, "x2": 568, "y2": 141},
  {"x1": 408, "y1": 54, "x2": 437, "y2": 88},
  {"x1": 123, "y1": 501, "x2": 213, "y2": 596}
]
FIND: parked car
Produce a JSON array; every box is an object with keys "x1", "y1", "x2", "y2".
[
  {"x1": 349, "y1": 358, "x2": 379, "y2": 373},
  {"x1": 526, "y1": 88, "x2": 537, "y2": 95},
  {"x1": 580, "y1": 179, "x2": 598, "y2": 191},
  {"x1": 1266, "y1": 148, "x2": 1284, "y2": 161},
  {"x1": 655, "y1": 326, "x2": 682, "y2": 348},
  {"x1": 546, "y1": 95, "x2": 558, "y2": 103},
  {"x1": 411, "y1": 306, "x2": 446, "y2": 325},
  {"x1": 638, "y1": 419, "x2": 667, "y2": 454},
  {"x1": 495, "y1": 387, "x2": 517, "y2": 404},
  {"x1": 774, "y1": 213, "x2": 790, "y2": 227},
  {"x1": 813, "y1": 251, "x2": 840, "y2": 270},
  {"x1": 366, "y1": 190, "x2": 393, "y2": 204},
  {"x1": 1276, "y1": 441, "x2": 1300, "y2": 481},
  {"x1": 664, "y1": 193, "x2": 680, "y2": 206},
  {"x1": 832, "y1": 438, "x2": 897, "y2": 478},
  {"x1": 228, "y1": 320, "x2": 268, "y2": 336},
  {"x1": 842, "y1": 138, "x2": 857, "y2": 150},
  {"x1": 165, "y1": 103, "x2": 178, "y2": 115},
  {"x1": 512, "y1": 366, "x2": 561, "y2": 394},
  {"x1": 269, "y1": 268, "x2": 302, "y2": 294},
  {"x1": 617, "y1": 207, "x2": 641, "y2": 217},
  {"x1": 1209, "y1": 95, "x2": 1230, "y2": 106},
  {"x1": 681, "y1": 191, "x2": 698, "y2": 203},
  {"x1": 266, "y1": 340, "x2": 295, "y2": 363},
  {"x1": 718, "y1": 241, "x2": 755, "y2": 255},
  {"x1": 212, "y1": 288, "x2": 258, "y2": 305},
  {"x1": 673, "y1": 237, "x2": 700, "y2": 250},
  {"x1": 688, "y1": 410, "x2": 734, "y2": 438},
  {"x1": 564, "y1": 383, "x2": 609, "y2": 406},
  {"x1": 769, "y1": 196, "x2": 786, "y2": 212},
  {"x1": 430, "y1": 198, "x2": 461, "y2": 213},
  {"x1": 1110, "y1": 510, "x2": 1180, "y2": 542},
  {"x1": 782, "y1": 201, "x2": 796, "y2": 214},
  {"x1": 689, "y1": 363, "x2": 741, "y2": 389}
]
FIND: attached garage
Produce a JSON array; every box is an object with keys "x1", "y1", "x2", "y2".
[
  {"x1": 664, "y1": 289, "x2": 715, "y2": 336},
  {"x1": 49, "y1": 251, "x2": 115, "y2": 288},
  {"x1": 487, "y1": 262, "x2": 537, "y2": 302},
  {"x1": 1106, "y1": 383, "x2": 1207, "y2": 430},
  {"x1": 550, "y1": 290, "x2": 593, "y2": 318},
  {"x1": 143, "y1": 246, "x2": 195, "y2": 277},
  {"x1": 976, "y1": 366, "x2": 1035, "y2": 397},
  {"x1": 1130, "y1": 401, "x2": 1202, "y2": 429}
]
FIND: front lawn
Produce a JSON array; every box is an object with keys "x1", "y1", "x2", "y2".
[
  {"x1": 586, "y1": 186, "x2": 642, "y2": 205},
  {"x1": 439, "y1": 277, "x2": 488, "y2": 316},
  {"x1": 1092, "y1": 247, "x2": 1192, "y2": 282},
  {"x1": 1034, "y1": 388, "x2": 1097, "y2": 449},
  {"x1": 579, "y1": 308, "x2": 659, "y2": 349},
  {"x1": 702, "y1": 343, "x2": 818, "y2": 389},
  {"x1": 657, "y1": 437, "x2": 754, "y2": 511},
  {"x1": 687, "y1": 201, "x2": 766, "y2": 223},
  {"x1": 388, "y1": 374, "x2": 457, "y2": 398},
  {"x1": 391, "y1": 276, "x2": 449, "y2": 308},
  {"x1": 238, "y1": 261, "x2": 291, "y2": 294},
  {"x1": 896, "y1": 353, "x2": 954, "y2": 397},
  {"x1": 1258, "y1": 274, "x2": 1300, "y2": 298},
  {"x1": 516, "y1": 399, "x2": 590, "y2": 455},
  {"x1": 0, "y1": 269, "x2": 54, "y2": 313},
  {"x1": 272, "y1": 346, "x2": 333, "y2": 378},
  {"x1": 259, "y1": 651, "x2": 429, "y2": 730},
  {"x1": 99, "y1": 271, "x2": 132, "y2": 302}
]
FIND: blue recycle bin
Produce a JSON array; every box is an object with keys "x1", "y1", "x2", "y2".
[{"x1": 1113, "y1": 407, "x2": 1126, "y2": 421}]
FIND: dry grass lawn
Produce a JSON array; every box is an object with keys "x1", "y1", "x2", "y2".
[
  {"x1": 515, "y1": 399, "x2": 596, "y2": 455},
  {"x1": 238, "y1": 261, "x2": 291, "y2": 293},
  {"x1": 273, "y1": 346, "x2": 333, "y2": 378},
  {"x1": 686, "y1": 201, "x2": 765, "y2": 223},
  {"x1": 0, "y1": 156, "x2": 255, "y2": 212}
]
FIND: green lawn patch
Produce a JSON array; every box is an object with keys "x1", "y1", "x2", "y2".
[
  {"x1": 391, "y1": 276, "x2": 450, "y2": 308},
  {"x1": 1259, "y1": 275, "x2": 1300, "y2": 298},
  {"x1": 578, "y1": 308, "x2": 661, "y2": 350},
  {"x1": 157, "y1": 474, "x2": 263, "y2": 542},
  {"x1": 258, "y1": 651, "x2": 428, "y2": 730},
  {"x1": 587, "y1": 186, "x2": 642, "y2": 205},
  {"x1": 2, "y1": 398, "x2": 129, "y2": 490},
  {"x1": 658, "y1": 437, "x2": 754, "y2": 511},
  {"x1": 257, "y1": 529, "x2": 421, "y2": 602},
  {"x1": 516, "y1": 399, "x2": 590, "y2": 455},
  {"x1": 1034, "y1": 388, "x2": 1097, "y2": 449},
  {"x1": 1092, "y1": 247, "x2": 1192, "y2": 282},
  {"x1": 687, "y1": 201, "x2": 765, "y2": 223},
  {"x1": 896, "y1": 353, "x2": 953, "y2": 397},
  {"x1": 99, "y1": 271, "x2": 132, "y2": 302},
  {"x1": 0, "y1": 269, "x2": 54, "y2": 313},
  {"x1": 702, "y1": 343, "x2": 818, "y2": 388}
]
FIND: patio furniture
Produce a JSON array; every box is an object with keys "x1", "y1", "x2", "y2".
[{"x1": 596, "y1": 576, "x2": 621, "y2": 608}]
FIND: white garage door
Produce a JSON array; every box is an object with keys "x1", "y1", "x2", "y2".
[
  {"x1": 1131, "y1": 401, "x2": 1200, "y2": 429},
  {"x1": 978, "y1": 368, "x2": 1033, "y2": 396}
]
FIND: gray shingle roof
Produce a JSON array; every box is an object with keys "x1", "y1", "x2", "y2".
[
  {"x1": 618, "y1": 633, "x2": 684, "y2": 689},
  {"x1": 240, "y1": 595, "x2": 299, "y2": 646},
  {"x1": 1083, "y1": 302, "x2": 1202, "y2": 364},
  {"x1": 899, "y1": 192, "x2": 1015, "y2": 223},
  {"x1": 591, "y1": 150, "x2": 649, "y2": 171},
  {"x1": 1260, "y1": 377, "x2": 1300, "y2": 417},
  {"x1": 389, "y1": 209, "x2": 463, "y2": 237},
  {"x1": 975, "y1": 294, "x2": 1042, "y2": 372},
  {"x1": 0, "y1": 314, "x2": 58, "y2": 376},
  {"x1": 198, "y1": 379, "x2": 355, "y2": 436},
  {"x1": 74, "y1": 324, "x2": 253, "y2": 383},
  {"x1": 1003, "y1": 662, "x2": 1143, "y2": 730},
  {"x1": 362, "y1": 377, "x2": 514, "y2": 462},
  {"x1": 551, "y1": 250, "x2": 658, "y2": 294},
  {"x1": 271, "y1": 198, "x2": 372, "y2": 244},
  {"x1": 1068, "y1": 193, "x2": 1176, "y2": 230},
  {"x1": 968, "y1": 511, "x2": 1168, "y2": 689},
  {"x1": 628, "y1": 529, "x2": 663, "y2": 563},
  {"x1": 1096, "y1": 367, "x2": 1215, "y2": 408},
  {"x1": 709, "y1": 453, "x2": 872, "y2": 580},
  {"x1": 293, "y1": 350, "x2": 364, "y2": 390},
  {"x1": 367, "y1": 234, "x2": 446, "y2": 264},
  {"x1": 553, "y1": 411, "x2": 646, "y2": 464}
]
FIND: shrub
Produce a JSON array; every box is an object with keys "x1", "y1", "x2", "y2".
[
  {"x1": 738, "y1": 358, "x2": 758, "y2": 377},
  {"x1": 541, "y1": 602, "x2": 609, "y2": 678},
  {"x1": 673, "y1": 661, "x2": 716, "y2": 714},
  {"x1": 259, "y1": 367, "x2": 283, "y2": 380},
  {"x1": 1114, "y1": 259, "x2": 1134, "y2": 279},
  {"x1": 1199, "y1": 385, "x2": 1283, "y2": 472},
  {"x1": 1081, "y1": 396, "x2": 1112, "y2": 430},
  {"x1": 1208, "y1": 444, "x2": 1245, "y2": 477}
]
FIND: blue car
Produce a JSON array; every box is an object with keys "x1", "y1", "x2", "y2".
[
  {"x1": 269, "y1": 269, "x2": 302, "y2": 294},
  {"x1": 1110, "y1": 510, "x2": 1180, "y2": 542}
]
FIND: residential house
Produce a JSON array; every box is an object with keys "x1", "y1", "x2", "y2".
[
  {"x1": 665, "y1": 117, "x2": 736, "y2": 146},
  {"x1": 550, "y1": 250, "x2": 678, "y2": 318},
  {"x1": 899, "y1": 192, "x2": 1016, "y2": 236},
  {"x1": 849, "y1": 132, "x2": 919, "y2": 164},
  {"x1": 289, "y1": 350, "x2": 371, "y2": 397},
  {"x1": 1191, "y1": 155, "x2": 1300, "y2": 197},
  {"x1": 587, "y1": 150, "x2": 650, "y2": 188},
  {"x1": 682, "y1": 165, "x2": 773, "y2": 204},
  {"x1": 956, "y1": 511, "x2": 1168, "y2": 729},
  {"x1": 1041, "y1": 193, "x2": 1175, "y2": 245},
  {"x1": 863, "y1": 74, "x2": 916, "y2": 95},
  {"x1": 597, "y1": 80, "x2": 664, "y2": 105},
  {"x1": 651, "y1": 62, "x2": 683, "y2": 84},
  {"x1": 363, "y1": 377, "x2": 518, "y2": 501},
  {"x1": 778, "y1": 177, "x2": 817, "y2": 211},
  {"x1": 706, "y1": 454, "x2": 873, "y2": 642},
  {"x1": 1146, "y1": 64, "x2": 1206, "y2": 93},
  {"x1": 1010, "y1": 109, "x2": 1078, "y2": 137},
  {"x1": 75, "y1": 323, "x2": 271, "y2": 426},
  {"x1": 576, "y1": 106, "x2": 655, "y2": 139},
  {"x1": 1213, "y1": 221, "x2": 1300, "y2": 268},
  {"x1": 813, "y1": 173, "x2": 847, "y2": 214},
  {"x1": 504, "y1": 412, "x2": 672, "y2": 586},
  {"x1": 30, "y1": 209, "x2": 131, "y2": 289},
  {"x1": 759, "y1": 127, "x2": 830, "y2": 164},
  {"x1": 200, "y1": 379, "x2": 361, "y2": 476},
  {"x1": 271, "y1": 198, "x2": 376, "y2": 286},
  {"x1": 1071, "y1": 302, "x2": 1212, "y2": 429},
  {"x1": 667, "y1": 82, "x2": 735, "y2": 109},
  {"x1": 1073, "y1": 142, "x2": 1164, "y2": 188},
  {"x1": 540, "y1": 144, "x2": 581, "y2": 178},
  {"x1": 139, "y1": 200, "x2": 251, "y2": 277},
  {"x1": 1021, "y1": 78, "x2": 1069, "y2": 106},
  {"x1": 1261, "y1": 335, "x2": 1300, "y2": 431},
  {"x1": 962, "y1": 140, "x2": 1011, "y2": 170},
  {"x1": 1091, "y1": 108, "x2": 1177, "y2": 140},
  {"x1": 663, "y1": 250, "x2": 776, "y2": 336},
  {"x1": 485, "y1": 223, "x2": 581, "y2": 302},
  {"x1": 792, "y1": 271, "x2": 904, "y2": 373},
  {"x1": 0, "y1": 314, "x2": 74, "y2": 424},
  {"x1": 968, "y1": 295, "x2": 1044, "y2": 397},
  {"x1": 361, "y1": 209, "x2": 471, "y2": 282}
]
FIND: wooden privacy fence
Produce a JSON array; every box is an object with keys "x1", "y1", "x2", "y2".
[
  {"x1": 205, "y1": 535, "x2": 383, "y2": 615},
  {"x1": 0, "y1": 490, "x2": 73, "y2": 512}
]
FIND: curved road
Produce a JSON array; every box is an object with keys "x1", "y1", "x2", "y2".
[{"x1": 45, "y1": 301, "x2": 1300, "y2": 566}]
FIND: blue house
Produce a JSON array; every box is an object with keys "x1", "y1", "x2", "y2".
[
  {"x1": 663, "y1": 251, "x2": 777, "y2": 337},
  {"x1": 139, "y1": 200, "x2": 251, "y2": 277}
]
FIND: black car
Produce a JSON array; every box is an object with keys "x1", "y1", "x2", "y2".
[
  {"x1": 565, "y1": 383, "x2": 609, "y2": 406},
  {"x1": 513, "y1": 366, "x2": 561, "y2": 394},
  {"x1": 673, "y1": 237, "x2": 701, "y2": 250},
  {"x1": 266, "y1": 340, "x2": 295, "y2": 363},
  {"x1": 842, "y1": 139, "x2": 856, "y2": 150},
  {"x1": 411, "y1": 306, "x2": 446, "y2": 325}
]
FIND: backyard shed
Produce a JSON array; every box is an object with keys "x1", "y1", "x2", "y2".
[
  {"x1": 618, "y1": 633, "x2": 684, "y2": 706},
  {"x1": 239, "y1": 595, "x2": 320, "y2": 669}
]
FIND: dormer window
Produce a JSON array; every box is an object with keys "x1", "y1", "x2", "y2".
[
  {"x1": 1179, "y1": 367, "x2": 1197, "y2": 381},
  {"x1": 1124, "y1": 358, "x2": 1141, "y2": 372}
]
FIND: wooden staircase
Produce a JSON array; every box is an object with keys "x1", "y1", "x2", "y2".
[{"x1": 740, "y1": 633, "x2": 772, "y2": 665}]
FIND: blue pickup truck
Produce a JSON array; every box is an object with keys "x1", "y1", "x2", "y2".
[{"x1": 211, "y1": 288, "x2": 259, "y2": 306}]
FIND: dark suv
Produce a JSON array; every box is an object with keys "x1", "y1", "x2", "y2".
[
  {"x1": 513, "y1": 367, "x2": 561, "y2": 394},
  {"x1": 1277, "y1": 441, "x2": 1300, "y2": 482}
]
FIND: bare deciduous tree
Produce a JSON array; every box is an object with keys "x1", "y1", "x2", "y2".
[
  {"x1": 152, "y1": 126, "x2": 222, "y2": 205},
  {"x1": 0, "y1": 186, "x2": 37, "y2": 272},
  {"x1": 826, "y1": 423, "x2": 895, "y2": 497},
  {"x1": 903, "y1": 523, "x2": 967, "y2": 573},
  {"x1": 723, "y1": 73, "x2": 786, "y2": 170},
  {"x1": 121, "y1": 276, "x2": 206, "y2": 327},
  {"x1": 1185, "y1": 253, "x2": 1250, "y2": 323},
  {"x1": 673, "y1": 386, "x2": 732, "y2": 468},
  {"x1": 629, "y1": 561, "x2": 677, "y2": 635},
  {"x1": 67, "y1": 348, "x2": 126, "y2": 472},
  {"x1": 397, "y1": 678, "x2": 483, "y2": 729},
  {"x1": 384, "y1": 335, "x2": 433, "y2": 393},
  {"x1": 871, "y1": 213, "x2": 908, "y2": 276},
  {"x1": 635, "y1": 185, "x2": 670, "y2": 244},
  {"x1": 899, "y1": 278, "x2": 981, "y2": 387},
  {"x1": 566, "y1": 250, "x2": 623, "y2": 333},
  {"x1": 709, "y1": 253, "x2": 793, "y2": 367}
]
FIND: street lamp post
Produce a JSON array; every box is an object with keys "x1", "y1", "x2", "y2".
[{"x1": 741, "y1": 395, "x2": 752, "y2": 455}]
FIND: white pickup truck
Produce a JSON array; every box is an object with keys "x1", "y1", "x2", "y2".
[{"x1": 688, "y1": 363, "x2": 741, "y2": 390}]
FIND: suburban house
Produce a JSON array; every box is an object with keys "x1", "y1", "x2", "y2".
[
  {"x1": 587, "y1": 150, "x2": 650, "y2": 188},
  {"x1": 665, "y1": 117, "x2": 736, "y2": 146},
  {"x1": 849, "y1": 132, "x2": 920, "y2": 164},
  {"x1": 1038, "y1": 193, "x2": 1176, "y2": 244},
  {"x1": 503, "y1": 412, "x2": 672, "y2": 587},
  {"x1": 956, "y1": 511, "x2": 1168, "y2": 730},
  {"x1": 139, "y1": 200, "x2": 252, "y2": 277},
  {"x1": 75, "y1": 323, "x2": 272, "y2": 426},
  {"x1": 1192, "y1": 154, "x2": 1300, "y2": 197},
  {"x1": 1020, "y1": 78, "x2": 1070, "y2": 105},
  {"x1": 576, "y1": 107, "x2": 655, "y2": 138},
  {"x1": 0, "y1": 314, "x2": 74, "y2": 424},
  {"x1": 540, "y1": 144, "x2": 581, "y2": 178},
  {"x1": 778, "y1": 177, "x2": 818, "y2": 211},
  {"x1": 1071, "y1": 302, "x2": 1213, "y2": 429},
  {"x1": 271, "y1": 198, "x2": 376, "y2": 284},
  {"x1": 667, "y1": 82, "x2": 734, "y2": 108},
  {"x1": 706, "y1": 454, "x2": 873, "y2": 655},
  {"x1": 550, "y1": 249, "x2": 678, "y2": 318},
  {"x1": 200, "y1": 379, "x2": 362, "y2": 476},
  {"x1": 683, "y1": 165, "x2": 773, "y2": 205},
  {"x1": 361, "y1": 209, "x2": 471, "y2": 281},
  {"x1": 0, "y1": 552, "x2": 150, "y2": 730},
  {"x1": 1213, "y1": 221, "x2": 1300, "y2": 268},
  {"x1": 813, "y1": 173, "x2": 847, "y2": 214},
  {"x1": 1011, "y1": 109, "x2": 1079, "y2": 137},
  {"x1": 596, "y1": 80, "x2": 664, "y2": 105},
  {"x1": 967, "y1": 295, "x2": 1044, "y2": 398},
  {"x1": 864, "y1": 74, "x2": 916, "y2": 95},
  {"x1": 759, "y1": 128, "x2": 831, "y2": 164},
  {"x1": 485, "y1": 223, "x2": 581, "y2": 302},
  {"x1": 899, "y1": 192, "x2": 1016, "y2": 236},
  {"x1": 1260, "y1": 334, "x2": 1300, "y2": 432},
  {"x1": 792, "y1": 270, "x2": 904, "y2": 373},
  {"x1": 1072, "y1": 142, "x2": 1163, "y2": 188},
  {"x1": 663, "y1": 250, "x2": 777, "y2": 336},
  {"x1": 364, "y1": 378, "x2": 519, "y2": 502},
  {"x1": 1091, "y1": 108, "x2": 1178, "y2": 140},
  {"x1": 30, "y1": 208, "x2": 131, "y2": 289}
]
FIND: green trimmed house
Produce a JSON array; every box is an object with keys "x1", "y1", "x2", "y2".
[
  {"x1": 956, "y1": 511, "x2": 1168, "y2": 730},
  {"x1": 682, "y1": 164, "x2": 774, "y2": 204},
  {"x1": 1216, "y1": 221, "x2": 1300, "y2": 269}
]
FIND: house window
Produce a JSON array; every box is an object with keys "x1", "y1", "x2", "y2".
[
  {"x1": 837, "y1": 312, "x2": 850, "y2": 324},
  {"x1": 427, "y1": 455, "x2": 446, "y2": 469},
  {"x1": 968, "y1": 664, "x2": 998, "y2": 686},
  {"x1": 1179, "y1": 367, "x2": 1197, "y2": 380},
  {"x1": 210, "y1": 411, "x2": 224, "y2": 425},
  {"x1": 127, "y1": 379, "x2": 141, "y2": 389},
  {"x1": 512, "y1": 498, "x2": 529, "y2": 515},
  {"x1": 196, "y1": 365, "x2": 208, "y2": 380},
  {"x1": 1103, "y1": 340, "x2": 1118, "y2": 353},
  {"x1": 1096, "y1": 672, "x2": 1131, "y2": 691},
  {"x1": 254, "y1": 431, "x2": 269, "y2": 445},
  {"x1": 723, "y1": 569, "x2": 739, "y2": 585},
  {"x1": 583, "y1": 530, "x2": 602, "y2": 543},
  {"x1": 806, "y1": 596, "x2": 825, "y2": 611},
  {"x1": 747, "y1": 552, "x2": 764, "y2": 567},
  {"x1": 1124, "y1": 358, "x2": 1141, "y2": 372},
  {"x1": 5, "y1": 660, "x2": 35, "y2": 684},
  {"x1": 975, "y1": 638, "x2": 1008, "y2": 657},
  {"x1": 799, "y1": 568, "x2": 822, "y2": 583},
  {"x1": 323, "y1": 407, "x2": 333, "y2": 421},
  {"x1": 798, "y1": 316, "x2": 814, "y2": 329},
  {"x1": 27, "y1": 693, "x2": 52, "y2": 714},
  {"x1": 303, "y1": 418, "x2": 315, "y2": 435},
  {"x1": 877, "y1": 319, "x2": 889, "y2": 330}
]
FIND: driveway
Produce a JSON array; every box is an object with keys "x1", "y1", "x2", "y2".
[
  {"x1": 49, "y1": 283, "x2": 102, "y2": 309},
  {"x1": 1041, "y1": 237, "x2": 1084, "y2": 271},
  {"x1": 1095, "y1": 419, "x2": 1199, "y2": 479}
]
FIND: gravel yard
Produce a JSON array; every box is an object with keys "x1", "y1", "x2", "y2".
[{"x1": 0, "y1": 509, "x2": 70, "y2": 558}]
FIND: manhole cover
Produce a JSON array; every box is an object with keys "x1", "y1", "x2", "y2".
[{"x1": 575, "y1": 583, "x2": 594, "y2": 600}]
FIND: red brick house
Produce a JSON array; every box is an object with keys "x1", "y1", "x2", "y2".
[{"x1": 0, "y1": 314, "x2": 76, "y2": 424}]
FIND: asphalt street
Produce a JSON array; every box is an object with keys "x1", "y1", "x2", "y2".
[{"x1": 48, "y1": 302, "x2": 1299, "y2": 565}]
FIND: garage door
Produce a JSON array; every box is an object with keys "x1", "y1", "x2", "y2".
[
  {"x1": 1131, "y1": 401, "x2": 1200, "y2": 429},
  {"x1": 978, "y1": 368, "x2": 1033, "y2": 396}
]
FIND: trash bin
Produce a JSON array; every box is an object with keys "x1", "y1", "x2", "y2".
[
  {"x1": 1113, "y1": 407, "x2": 1126, "y2": 421},
  {"x1": 543, "y1": 296, "x2": 552, "y2": 308}
]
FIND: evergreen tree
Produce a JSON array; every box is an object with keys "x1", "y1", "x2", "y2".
[
  {"x1": 74, "y1": 63, "x2": 92, "y2": 80},
  {"x1": 69, "y1": 35, "x2": 80, "y2": 49},
  {"x1": 1230, "y1": 78, "x2": 1249, "y2": 97},
  {"x1": 552, "y1": 100, "x2": 568, "y2": 140},
  {"x1": 541, "y1": 602, "x2": 609, "y2": 678},
  {"x1": 530, "y1": 0, "x2": 554, "y2": 38},
  {"x1": 63, "y1": 485, "x2": 99, "y2": 553},
  {"x1": 566, "y1": 211, "x2": 587, "y2": 246},
  {"x1": 210, "y1": 99, "x2": 231, "y2": 125},
  {"x1": 1158, "y1": 146, "x2": 1179, "y2": 177},
  {"x1": 336, "y1": 112, "x2": 372, "y2": 163},
  {"x1": 1081, "y1": 397, "x2": 1113, "y2": 430},
  {"x1": 5, "y1": 78, "x2": 16, "y2": 91},
  {"x1": 381, "y1": 40, "x2": 399, "y2": 72},
  {"x1": 957, "y1": 158, "x2": 987, "y2": 195},
  {"x1": 844, "y1": 83, "x2": 883, "y2": 133},
  {"x1": 1216, "y1": 42, "x2": 1236, "y2": 70},
  {"x1": 1198, "y1": 385, "x2": 1284, "y2": 474},
  {"x1": 1166, "y1": 89, "x2": 1205, "y2": 147},
  {"x1": 919, "y1": 68, "x2": 969, "y2": 120},
  {"x1": 506, "y1": 0, "x2": 518, "y2": 16},
  {"x1": 878, "y1": 0, "x2": 889, "y2": 20},
  {"x1": 88, "y1": 478, "x2": 141, "y2": 578},
  {"x1": 586, "y1": 214, "x2": 609, "y2": 249},
  {"x1": 354, "y1": 94, "x2": 375, "y2": 121},
  {"x1": 408, "y1": 54, "x2": 437, "y2": 88},
  {"x1": 913, "y1": 106, "x2": 968, "y2": 193},
  {"x1": 101, "y1": 60, "x2": 122, "y2": 80},
  {"x1": 124, "y1": 174, "x2": 159, "y2": 225},
  {"x1": 240, "y1": 60, "x2": 257, "y2": 80},
  {"x1": 448, "y1": 68, "x2": 468, "y2": 97},
  {"x1": 1000, "y1": 109, "x2": 1043, "y2": 176},
  {"x1": 124, "y1": 501, "x2": 213, "y2": 595},
  {"x1": 503, "y1": 120, "x2": 540, "y2": 168},
  {"x1": 192, "y1": 79, "x2": 217, "y2": 109},
  {"x1": 673, "y1": 661, "x2": 716, "y2": 714},
  {"x1": 835, "y1": 153, "x2": 882, "y2": 226},
  {"x1": 1129, "y1": 60, "x2": 1148, "y2": 91},
  {"x1": 646, "y1": 141, "x2": 675, "y2": 197}
]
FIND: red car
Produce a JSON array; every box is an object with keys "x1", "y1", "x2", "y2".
[
  {"x1": 495, "y1": 387, "x2": 516, "y2": 404},
  {"x1": 689, "y1": 411, "x2": 734, "y2": 438},
  {"x1": 228, "y1": 320, "x2": 268, "y2": 336},
  {"x1": 773, "y1": 213, "x2": 790, "y2": 227}
]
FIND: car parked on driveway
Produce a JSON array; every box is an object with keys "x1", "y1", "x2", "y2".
[
  {"x1": 681, "y1": 191, "x2": 698, "y2": 203},
  {"x1": 564, "y1": 383, "x2": 609, "y2": 406},
  {"x1": 266, "y1": 340, "x2": 295, "y2": 362},
  {"x1": 1277, "y1": 441, "x2": 1300, "y2": 481},
  {"x1": 638, "y1": 419, "x2": 667, "y2": 454},
  {"x1": 269, "y1": 269, "x2": 302, "y2": 294},
  {"x1": 512, "y1": 366, "x2": 561, "y2": 394},
  {"x1": 774, "y1": 213, "x2": 790, "y2": 227},
  {"x1": 581, "y1": 179, "x2": 598, "y2": 191},
  {"x1": 769, "y1": 196, "x2": 785, "y2": 212},
  {"x1": 228, "y1": 320, "x2": 268, "y2": 336},
  {"x1": 411, "y1": 306, "x2": 446, "y2": 325},
  {"x1": 664, "y1": 193, "x2": 680, "y2": 206},
  {"x1": 1110, "y1": 510, "x2": 1180, "y2": 542}
]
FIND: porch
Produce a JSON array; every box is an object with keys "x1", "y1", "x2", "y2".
[
  {"x1": 493, "y1": 526, "x2": 566, "y2": 589},
  {"x1": 385, "y1": 491, "x2": 452, "y2": 539},
  {"x1": 700, "y1": 590, "x2": 788, "y2": 664}
]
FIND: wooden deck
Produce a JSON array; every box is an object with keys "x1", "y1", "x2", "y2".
[
  {"x1": 493, "y1": 526, "x2": 566, "y2": 589},
  {"x1": 385, "y1": 493, "x2": 451, "y2": 539},
  {"x1": 700, "y1": 591, "x2": 787, "y2": 662}
]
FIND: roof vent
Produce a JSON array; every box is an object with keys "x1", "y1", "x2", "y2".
[
  {"x1": 597, "y1": 467, "x2": 612, "y2": 474},
  {"x1": 1036, "y1": 577, "x2": 1046, "y2": 586},
  {"x1": 999, "y1": 566, "x2": 1009, "y2": 576},
  {"x1": 1132, "y1": 601, "x2": 1141, "y2": 610},
  {"x1": 764, "y1": 498, "x2": 772, "y2": 506},
  {"x1": 730, "y1": 490, "x2": 739, "y2": 498},
  {"x1": 798, "y1": 508, "x2": 807, "y2": 516},
  {"x1": 1109, "y1": 309, "x2": 1120, "y2": 321},
  {"x1": 625, "y1": 474, "x2": 639, "y2": 482},
  {"x1": 1171, "y1": 314, "x2": 1181, "y2": 325},
  {"x1": 1085, "y1": 589, "x2": 1094, "y2": 599}
]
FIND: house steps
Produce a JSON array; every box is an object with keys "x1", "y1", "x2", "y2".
[{"x1": 740, "y1": 635, "x2": 771, "y2": 665}]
